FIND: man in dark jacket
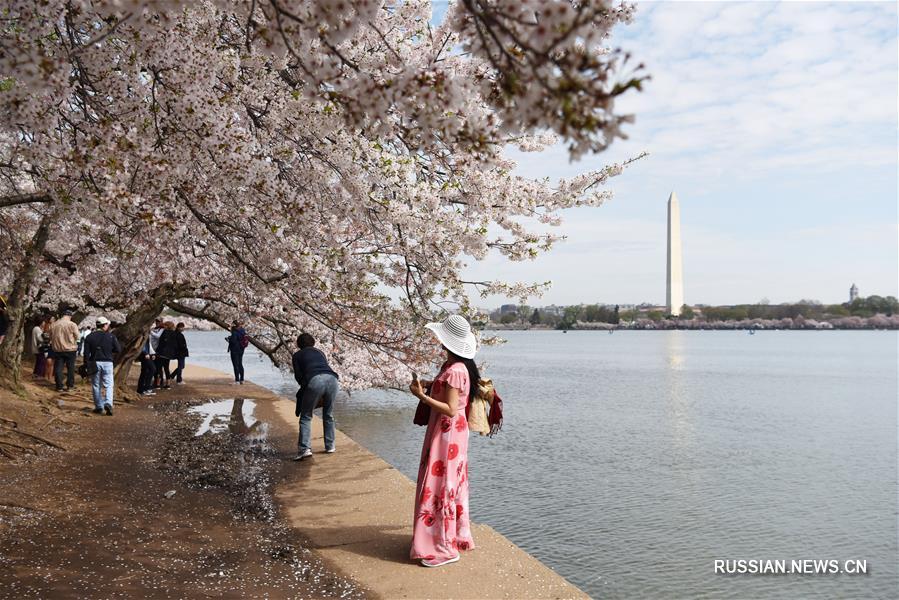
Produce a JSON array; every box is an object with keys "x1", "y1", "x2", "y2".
[
  {"x1": 154, "y1": 322, "x2": 178, "y2": 388},
  {"x1": 170, "y1": 322, "x2": 189, "y2": 384},
  {"x1": 84, "y1": 316, "x2": 122, "y2": 416},
  {"x1": 292, "y1": 333, "x2": 340, "y2": 461},
  {"x1": 226, "y1": 321, "x2": 247, "y2": 384}
]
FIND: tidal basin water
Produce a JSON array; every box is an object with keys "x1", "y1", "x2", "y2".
[{"x1": 185, "y1": 330, "x2": 898, "y2": 599}]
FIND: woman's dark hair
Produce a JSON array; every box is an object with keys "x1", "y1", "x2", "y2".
[
  {"x1": 297, "y1": 333, "x2": 316, "y2": 349},
  {"x1": 446, "y1": 350, "x2": 480, "y2": 400}
]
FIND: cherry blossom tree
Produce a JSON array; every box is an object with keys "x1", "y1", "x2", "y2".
[{"x1": 0, "y1": 0, "x2": 645, "y2": 390}]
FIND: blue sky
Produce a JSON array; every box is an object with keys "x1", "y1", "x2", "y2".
[{"x1": 450, "y1": 1, "x2": 898, "y2": 307}]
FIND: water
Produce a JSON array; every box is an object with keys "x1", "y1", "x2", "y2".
[
  {"x1": 187, "y1": 398, "x2": 259, "y2": 436},
  {"x1": 184, "y1": 330, "x2": 898, "y2": 599}
]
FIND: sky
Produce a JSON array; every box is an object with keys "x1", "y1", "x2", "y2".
[{"x1": 446, "y1": 1, "x2": 898, "y2": 307}]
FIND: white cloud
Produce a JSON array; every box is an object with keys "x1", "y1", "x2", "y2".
[
  {"x1": 612, "y1": 2, "x2": 898, "y2": 175},
  {"x1": 463, "y1": 1, "x2": 898, "y2": 307}
]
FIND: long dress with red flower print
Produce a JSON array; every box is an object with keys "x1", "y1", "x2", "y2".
[{"x1": 410, "y1": 361, "x2": 474, "y2": 561}]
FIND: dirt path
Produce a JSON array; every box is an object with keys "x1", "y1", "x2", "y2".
[{"x1": 0, "y1": 368, "x2": 366, "y2": 599}]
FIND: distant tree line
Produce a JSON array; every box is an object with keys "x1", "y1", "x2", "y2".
[
  {"x1": 487, "y1": 296, "x2": 898, "y2": 329},
  {"x1": 489, "y1": 304, "x2": 621, "y2": 329},
  {"x1": 699, "y1": 296, "x2": 897, "y2": 322}
]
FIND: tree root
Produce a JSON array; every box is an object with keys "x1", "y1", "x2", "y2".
[
  {"x1": 7, "y1": 428, "x2": 66, "y2": 451},
  {"x1": 41, "y1": 415, "x2": 76, "y2": 429},
  {"x1": 0, "y1": 440, "x2": 37, "y2": 454},
  {"x1": 60, "y1": 397, "x2": 94, "y2": 405},
  {"x1": 0, "y1": 416, "x2": 17, "y2": 428}
]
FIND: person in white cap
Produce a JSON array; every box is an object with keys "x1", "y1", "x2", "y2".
[
  {"x1": 83, "y1": 316, "x2": 122, "y2": 416},
  {"x1": 408, "y1": 314, "x2": 480, "y2": 568}
]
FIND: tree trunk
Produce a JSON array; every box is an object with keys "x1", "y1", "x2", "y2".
[
  {"x1": 0, "y1": 211, "x2": 54, "y2": 391},
  {"x1": 112, "y1": 284, "x2": 182, "y2": 394}
]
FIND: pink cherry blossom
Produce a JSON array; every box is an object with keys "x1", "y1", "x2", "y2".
[{"x1": 0, "y1": 1, "x2": 644, "y2": 388}]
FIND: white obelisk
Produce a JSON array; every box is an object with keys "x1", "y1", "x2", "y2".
[{"x1": 666, "y1": 191, "x2": 684, "y2": 316}]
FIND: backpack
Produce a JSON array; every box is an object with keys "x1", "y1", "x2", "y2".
[
  {"x1": 78, "y1": 360, "x2": 98, "y2": 379},
  {"x1": 466, "y1": 378, "x2": 503, "y2": 437},
  {"x1": 413, "y1": 375, "x2": 504, "y2": 437}
]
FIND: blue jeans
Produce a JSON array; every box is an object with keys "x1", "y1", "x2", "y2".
[
  {"x1": 91, "y1": 361, "x2": 114, "y2": 408},
  {"x1": 298, "y1": 374, "x2": 338, "y2": 452}
]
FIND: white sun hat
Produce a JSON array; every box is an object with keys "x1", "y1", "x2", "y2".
[{"x1": 425, "y1": 315, "x2": 478, "y2": 359}]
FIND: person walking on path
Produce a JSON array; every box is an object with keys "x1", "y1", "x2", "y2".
[
  {"x1": 50, "y1": 309, "x2": 80, "y2": 392},
  {"x1": 137, "y1": 336, "x2": 156, "y2": 396},
  {"x1": 408, "y1": 315, "x2": 479, "y2": 568},
  {"x1": 291, "y1": 333, "x2": 340, "y2": 461},
  {"x1": 31, "y1": 316, "x2": 49, "y2": 378},
  {"x1": 84, "y1": 316, "x2": 121, "y2": 415},
  {"x1": 226, "y1": 321, "x2": 248, "y2": 384},
  {"x1": 77, "y1": 326, "x2": 92, "y2": 356},
  {"x1": 170, "y1": 322, "x2": 189, "y2": 384},
  {"x1": 155, "y1": 321, "x2": 177, "y2": 389}
]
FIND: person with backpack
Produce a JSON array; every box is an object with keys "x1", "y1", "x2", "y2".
[
  {"x1": 83, "y1": 316, "x2": 121, "y2": 416},
  {"x1": 291, "y1": 333, "x2": 340, "y2": 461},
  {"x1": 408, "y1": 314, "x2": 479, "y2": 568},
  {"x1": 226, "y1": 321, "x2": 248, "y2": 384}
]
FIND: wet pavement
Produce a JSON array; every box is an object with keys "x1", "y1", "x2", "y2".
[
  {"x1": 0, "y1": 393, "x2": 366, "y2": 599},
  {"x1": 186, "y1": 398, "x2": 262, "y2": 437}
]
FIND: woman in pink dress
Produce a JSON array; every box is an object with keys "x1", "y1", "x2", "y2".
[{"x1": 409, "y1": 314, "x2": 480, "y2": 568}]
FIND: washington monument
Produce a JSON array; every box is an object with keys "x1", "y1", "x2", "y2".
[{"x1": 666, "y1": 191, "x2": 684, "y2": 316}]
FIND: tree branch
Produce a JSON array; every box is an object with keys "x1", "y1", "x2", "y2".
[
  {"x1": 165, "y1": 300, "x2": 284, "y2": 368},
  {"x1": 0, "y1": 193, "x2": 52, "y2": 209}
]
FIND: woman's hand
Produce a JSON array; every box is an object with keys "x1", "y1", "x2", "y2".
[{"x1": 409, "y1": 378, "x2": 424, "y2": 398}]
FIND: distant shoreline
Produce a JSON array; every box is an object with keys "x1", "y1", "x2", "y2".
[{"x1": 484, "y1": 323, "x2": 898, "y2": 332}]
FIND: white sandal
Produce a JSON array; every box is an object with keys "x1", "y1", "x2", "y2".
[{"x1": 420, "y1": 555, "x2": 460, "y2": 568}]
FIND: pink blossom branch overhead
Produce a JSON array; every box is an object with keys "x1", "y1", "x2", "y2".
[{"x1": 0, "y1": 0, "x2": 646, "y2": 387}]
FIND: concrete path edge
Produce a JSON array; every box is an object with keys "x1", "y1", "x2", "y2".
[{"x1": 187, "y1": 364, "x2": 589, "y2": 600}]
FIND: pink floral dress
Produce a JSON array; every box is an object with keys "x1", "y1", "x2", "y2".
[{"x1": 410, "y1": 362, "x2": 475, "y2": 561}]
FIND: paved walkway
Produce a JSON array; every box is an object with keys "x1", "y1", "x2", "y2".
[{"x1": 189, "y1": 365, "x2": 588, "y2": 599}]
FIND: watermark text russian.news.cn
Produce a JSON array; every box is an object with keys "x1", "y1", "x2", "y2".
[{"x1": 714, "y1": 559, "x2": 868, "y2": 575}]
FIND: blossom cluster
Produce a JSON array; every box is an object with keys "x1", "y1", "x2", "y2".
[{"x1": 0, "y1": 1, "x2": 643, "y2": 387}]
